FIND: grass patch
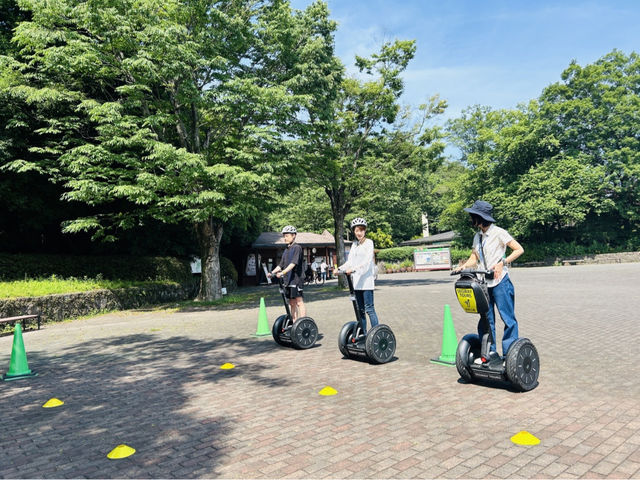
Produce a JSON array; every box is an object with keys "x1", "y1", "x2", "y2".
[
  {"x1": 0, "y1": 276, "x2": 180, "y2": 299},
  {"x1": 178, "y1": 291, "x2": 264, "y2": 308}
]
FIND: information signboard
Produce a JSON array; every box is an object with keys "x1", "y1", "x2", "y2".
[{"x1": 413, "y1": 246, "x2": 451, "y2": 271}]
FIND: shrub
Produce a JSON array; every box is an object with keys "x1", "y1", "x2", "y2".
[
  {"x1": 0, "y1": 254, "x2": 192, "y2": 283},
  {"x1": 376, "y1": 246, "x2": 415, "y2": 263},
  {"x1": 220, "y1": 256, "x2": 238, "y2": 287},
  {"x1": 449, "y1": 247, "x2": 472, "y2": 265}
]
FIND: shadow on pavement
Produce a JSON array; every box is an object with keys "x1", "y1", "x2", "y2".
[{"x1": 0, "y1": 334, "x2": 294, "y2": 478}]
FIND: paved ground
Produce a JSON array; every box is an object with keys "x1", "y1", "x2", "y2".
[{"x1": 1, "y1": 263, "x2": 640, "y2": 479}]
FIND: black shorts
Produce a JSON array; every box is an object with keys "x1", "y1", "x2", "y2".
[{"x1": 284, "y1": 284, "x2": 304, "y2": 299}]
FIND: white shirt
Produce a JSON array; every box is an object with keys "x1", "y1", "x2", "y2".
[
  {"x1": 472, "y1": 224, "x2": 513, "y2": 288},
  {"x1": 320, "y1": 262, "x2": 327, "y2": 273},
  {"x1": 339, "y1": 238, "x2": 376, "y2": 290}
]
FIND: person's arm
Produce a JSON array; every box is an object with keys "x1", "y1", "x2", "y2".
[
  {"x1": 276, "y1": 245, "x2": 301, "y2": 278},
  {"x1": 453, "y1": 251, "x2": 479, "y2": 272},
  {"x1": 277, "y1": 262, "x2": 297, "y2": 278},
  {"x1": 492, "y1": 239, "x2": 524, "y2": 278}
]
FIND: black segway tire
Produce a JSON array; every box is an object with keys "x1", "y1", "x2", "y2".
[
  {"x1": 338, "y1": 321, "x2": 357, "y2": 358},
  {"x1": 272, "y1": 314, "x2": 291, "y2": 347},
  {"x1": 456, "y1": 334, "x2": 481, "y2": 382},
  {"x1": 290, "y1": 316, "x2": 318, "y2": 349},
  {"x1": 505, "y1": 338, "x2": 540, "y2": 392},
  {"x1": 365, "y1": 324, "x2": 396, "y2": 364}
]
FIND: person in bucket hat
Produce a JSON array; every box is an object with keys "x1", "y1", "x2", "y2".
[{"x1": 454, "y1": 200, "x2": 525, "y2": 359}]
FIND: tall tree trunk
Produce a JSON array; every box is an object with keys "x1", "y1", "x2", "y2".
[
  {"x1": 328, "y1": 186, "x2": 348, "y2": 289},
  {"x1": 196, "y1": 218, "x2": 223, "y2": 301}
]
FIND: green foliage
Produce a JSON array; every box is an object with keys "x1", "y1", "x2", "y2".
[
  {"x1": 266, "y1": 185, "x2": 333, "y2": 233},
  {"x1": 1, "y1": 0, "x2": 340, "y2": 300},
  {"x1": 219, "y1": 256, "x2": 238, "y2": 285},
  {"x1": 0, "y1": 254, "x2": 192, "y2": 282},
  {"x1": 0, "y1": 277, "x2": 177, "y2": 299},
  {"x1": 367, "y1": 230, "x2": 394, "y2": 249},
  {"x1": 302, "y1": 38, "x2": 418, "y2": 264},
  {"x1": 449, "y1": 247, "x2": 472, "y2": 265},
  {"x1": 375, "y1": 246, "x2": 415, "y2": 263},
  {"x1": 443, "y1": 50, "x2": 640, "y2": 250},
  {"x1": 516, "y1": 241, "x2": 630, "y2": 263}
]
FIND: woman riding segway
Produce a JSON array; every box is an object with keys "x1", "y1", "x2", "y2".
[
  {"x1": 337, "y1": 217, "x2": 396, "y2": 364},
  {"x1": 452, "y1": 200, "x2": 539, "y2": 391}
]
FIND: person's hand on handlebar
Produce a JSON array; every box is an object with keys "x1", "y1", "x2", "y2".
[{"x1": 269, "y1": 268, "x2": 283, "y2": 279}]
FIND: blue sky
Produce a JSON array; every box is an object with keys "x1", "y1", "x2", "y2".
[{"x1": 290, "y1": 0, "x2": 640, "y2": 120}]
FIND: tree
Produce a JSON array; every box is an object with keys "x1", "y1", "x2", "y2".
[
  {"x1": 304, "y1": 39, "x2": 416, "y2": 281},
  {"x1": 444, "y1": 50, "x2": 640, "y2": 249},
  {"x1": 3, "y1": 0, "x2": 338, "y2": 299},
  {"x1": 538, "y1": 50, "x2": 640, "y2": 237}
]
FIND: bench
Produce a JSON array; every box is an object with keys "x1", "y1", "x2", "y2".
[
  {"x1": 562, "y1": 259, "x2": 585, "y2": 266},
  {"x1": 0, "y1": 314, "x2": 41, "y2": 334}
]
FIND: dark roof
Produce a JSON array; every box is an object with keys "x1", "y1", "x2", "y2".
[
  {"x1": 252, "y1": 229, "x2": 350, "y2": 248},
  {"x1": 399, "y1": 230, "x2": 458, "y2": 247}
]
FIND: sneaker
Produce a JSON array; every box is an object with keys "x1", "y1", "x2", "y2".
[{"x1": 473, "y1": 357, "x2": 483, "y2": 365}]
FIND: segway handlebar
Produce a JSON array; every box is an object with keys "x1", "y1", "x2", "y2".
[{"x1": 450, "y1": 268, "x2": 494, "y2": 279}]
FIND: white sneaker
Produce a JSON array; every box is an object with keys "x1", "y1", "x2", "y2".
[{"x1": 473, "y1": 357, "x2": 483, "y2": 365}]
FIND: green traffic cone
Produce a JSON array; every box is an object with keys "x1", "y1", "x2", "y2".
[
  {"x1": 430, "y1": 304, "x2": 458, "y2": 366},
  {"x1": 3, "y1": 323, "x2": 38, "y2": 381},
  {"x1": 254, "y1": 297, "x2": 271, "y2": 336}
]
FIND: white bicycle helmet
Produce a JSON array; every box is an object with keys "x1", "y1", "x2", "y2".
[
  {"x1": 281, "y1": 225, "x2": 297, "y2": 234},
  {"x1": 350, "y1": 217, "x2": 367, "y2": 230}
]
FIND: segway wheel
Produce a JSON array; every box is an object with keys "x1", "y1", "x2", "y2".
[
  {"x1": 272, "y1": 314, "x2": 291, "y2": 347},
  {"x1": 338, "y1": 321, "x2": 357, "y2": 358},
  {"x1": 290, "y1": 316, "x2": 318, "y2": 349},
  {"x1": 365, "y1": 324, "x2": 396, "y2": 364},
  {"x1": 505, "y1": 338, "x2": 540, "y2": 392},
  {"x1": 456, "y1": 334, "x2": 480, "y2": 382}
]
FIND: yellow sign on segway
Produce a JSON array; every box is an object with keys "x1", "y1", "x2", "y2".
[{"x1": 455, "y1": 288, "x2": 478, "y2": 313}]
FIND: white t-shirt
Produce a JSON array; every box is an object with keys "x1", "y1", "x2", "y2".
[
  {"x1": 339, "y1": 238, "x2": 376, "y2": 290},
  {"x1": 472, "y1": 224, "x2": 513, "y2": 288},
  {"x1": 320, "y1": 262, "x2": 327, "y2": 273}
]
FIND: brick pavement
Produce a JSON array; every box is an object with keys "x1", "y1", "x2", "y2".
[{"x1": 1, "y1": 263, "x2": 640, "y2": 478}]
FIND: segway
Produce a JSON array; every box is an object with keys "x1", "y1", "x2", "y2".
[
  {"x1": 451, "y1": 268, "x2": 539, "y2": 391},
  {"x1": 271, "y1": 276, "x2": 318, "y2": 349},
  {"x1": 337, "y1": 273, "x2": 396, "y2": 364}
]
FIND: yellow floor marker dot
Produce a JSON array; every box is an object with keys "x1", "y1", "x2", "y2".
[
  {"x1": 511, "y1": 431, "x2": 540, "y2": 446},
  {"x1": 319, "y1": 386, "x2": 337, "y2": 396},
  {"x1": 220, "y1": 363, "x2": 235, "y2": 370},
  {"x1": 42, "y1": 398, "x2": 64, "y2": 408},
  {"x1": 107, "y1": 444, "x2": 136, "y2": 459}
]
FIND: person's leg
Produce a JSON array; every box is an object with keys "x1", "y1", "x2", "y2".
[
  {"x1": 295, "y1": 296, "x2": 306, "y2": 319},
  {"x1": 288, "y1": 298, "x2": 298, "y2": 321},
  {"x1": 288, "y1": 286, "x2": 305, "y2": 321},
  {"x1": 354, "y1": 290, "x2": 367, "y2": 334},
  {"x1": 492, "y1": 276, "x2": 518, "y2": 355},
  {"x1": 479, "y1": 291, "x2": 498, "y2": 353},
  {"x1": 362, "y1": 289, "x2": 379, "y2": 330}
]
